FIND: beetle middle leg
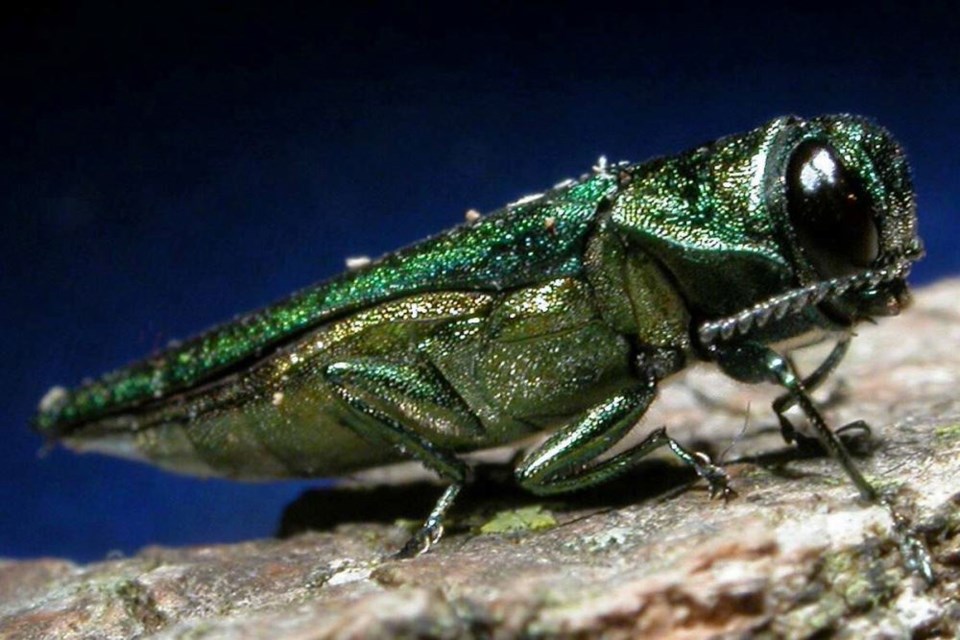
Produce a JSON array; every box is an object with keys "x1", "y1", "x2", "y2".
[
  {"x1": 516, "y1": 378, "x2": 733, "y2": 499},
  {"x1": 323, "y1": 359, "x2": 483, "y2": 558}
]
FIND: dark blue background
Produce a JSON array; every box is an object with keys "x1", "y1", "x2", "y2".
[{"x1": 3, "y1": 3, "x2": 957, "y2": 561}]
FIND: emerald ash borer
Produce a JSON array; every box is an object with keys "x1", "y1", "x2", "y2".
[{"x1": 34, "y1": 114, "x2": 934, "y2": 579}]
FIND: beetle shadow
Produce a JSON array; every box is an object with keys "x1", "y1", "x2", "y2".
[
  {"x1": 275, "y1": 426, "x2": 877, "y2": 539},
  {"x1": 276, "y1": 458, "x2": 699, "y2": 539},
  {"x1": 723, "y1": 427, "x2": 877, "y2": 480}
]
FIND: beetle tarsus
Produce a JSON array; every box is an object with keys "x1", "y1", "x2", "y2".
[
  {"x1": 394, "y1": 484, "x2": 461, "y2": 559},
  {"x1": 394, "y1": 524, "x2": 442, "y2": 559},
  {"x1": 700, "y1": 460, "x2": 736, "y2": 501},
  {"x1": 669, "y1": 439, "x2": 736, "y2": 501},
  {"x1": 884, "y1": 496, "x2": 936, "y2": 586}
]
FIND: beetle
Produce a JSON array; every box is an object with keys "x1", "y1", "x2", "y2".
[{"x1": 34, "y1": 114, "x2": 931, "y2": 576}]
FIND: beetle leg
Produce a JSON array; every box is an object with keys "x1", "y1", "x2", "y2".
[
  {"x1": 712, "y1": 340, "x2": 935, "y2": 583},
  {"x1": 712, "y1": 341, "x2": 876, "y2": 500},
  {"x1": 772, "y1": 337, "x2": 871, "y2": 447},
  {"x1": 516, "y1": 380, "x2": 733, "y2": 499},
  {"x1": 682, "y1": 339, "x2": 853, "y2": 428},
  {"x1": 324, "y1": 360, "x2": 482, "y2": 558}
]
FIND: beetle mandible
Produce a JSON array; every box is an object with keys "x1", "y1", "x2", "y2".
[{"x1": 35, "y1": 114, "x2": 931, "y2": 576}]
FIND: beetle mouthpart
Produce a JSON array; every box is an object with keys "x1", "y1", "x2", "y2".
[{"x1": 861, "y1": 279, "x2": 912, "y2": 317}]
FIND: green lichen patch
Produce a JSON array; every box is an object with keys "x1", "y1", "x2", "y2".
[
  {"x1": 934, "y1": 423, "x2": 960, "y2": 440},
  {"x1": 479, "y1": 506, "x2": 558, "y2": 535}
]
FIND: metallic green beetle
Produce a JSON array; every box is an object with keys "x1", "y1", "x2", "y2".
[{"x1": 35, "y1": 115, "x2": 930, "y2": 574}]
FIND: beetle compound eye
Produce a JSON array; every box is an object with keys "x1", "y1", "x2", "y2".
[{"x1": 786, "y1": 141, "x2": 880, "y2": 277}]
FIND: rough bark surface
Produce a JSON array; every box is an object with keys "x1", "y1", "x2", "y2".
[{"x1": 3, "y1": 279, "x2": 959, "y2": 639}]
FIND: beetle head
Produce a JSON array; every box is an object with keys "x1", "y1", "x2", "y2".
[{"x1": 772, "y1": 115, "x2": 923, "y2": 325}]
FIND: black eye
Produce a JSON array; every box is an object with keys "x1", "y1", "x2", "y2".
[{"x1": 786, "y1": 140, "x2": 880, "y2": 277}]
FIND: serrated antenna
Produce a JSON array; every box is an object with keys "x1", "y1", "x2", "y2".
[{"x1": 697, "y1": 260, "x2": 912, "y2": 347}]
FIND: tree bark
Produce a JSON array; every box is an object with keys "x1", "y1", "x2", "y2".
[{"x1": 3, "y1": 280, "x2": 959, "y2": 639}]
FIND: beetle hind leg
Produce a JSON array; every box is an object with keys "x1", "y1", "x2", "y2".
[
  {"x1": 324, "y1": 359, "x2": 483, "y2": 557},
  {"x1": 516, "y1": 380, "x2": 734, "y2": 500}
]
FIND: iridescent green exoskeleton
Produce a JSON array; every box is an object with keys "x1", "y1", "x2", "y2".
[{"x1": 34, "y1": 115, "x2": 932, "y2": 578}]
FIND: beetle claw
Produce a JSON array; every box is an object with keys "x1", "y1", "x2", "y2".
[
  {"x1": 705, "y1": 469, "x2": 737, "y2": 502},
  {"x1": 690, "y1": 451, "x2": 736, "y2": 501},
  {"x1": 394, "y1": 523, "x2": 444, "y2": 560}
]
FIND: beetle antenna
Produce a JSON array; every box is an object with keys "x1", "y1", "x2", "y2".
[
  {"x1": 697, "y1": 258, "x2": 912, "y2": 347},
  {"x1": 719, "y1": 402, "x2": 751, "y2": 465}
]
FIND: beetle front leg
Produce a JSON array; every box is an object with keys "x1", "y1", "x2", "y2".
[
  {"x1": 713, "y1": 341, "x2": 876, "y2": 500},
  {"x1": 713, "y1": 340, "x2": 935, "y2": 583},
  {"x1": 324, "y1": 360, "x2": 482, "y2": 558},
  {"x1": 772, "y1": 336, "x2": 870, "y2": 447},
  {"x1": 516, "y1": 380, "x2": 733, "y2": 499}
]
